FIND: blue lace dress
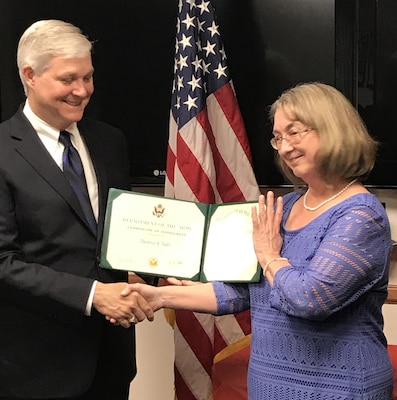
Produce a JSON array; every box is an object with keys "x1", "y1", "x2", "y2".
[{"x1": 213, "y1": 192, "x2": 393, "y2": 400}]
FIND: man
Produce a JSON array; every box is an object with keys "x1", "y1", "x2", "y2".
[{"x1": 0, "y1": 19, "x2": 153, "y2": 400}]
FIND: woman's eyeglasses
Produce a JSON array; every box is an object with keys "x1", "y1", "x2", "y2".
[{"x1": 270, "y1": 128, "x2": 313, "y2": 150}]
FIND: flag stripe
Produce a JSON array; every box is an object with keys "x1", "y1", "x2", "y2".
[
  {"x1": 177, "y1": 122, "x2": 217, "y2": 203},
  {"x1": 207, "y1": 94, "x2": 260, "y2": 201},
  {"x1": 174, "y1": 315, "x2": 214, "y2": 399},
  {"x1": 215, "y1": 315, "x2": 245, "y2": 344},
  {"x1": 165, "y1": 147, "x2": 176, "y2": 188},
  {"x1": 174, "y1": 329, "x2": 212, "y2": 399},
  {"x1": 213, "y1": 83, "x2": 254, "y2": 163},
  {"x1": 175, "y1": 311, "x2": 214, "y2": 376},
  {"x1": 196, "y1": 106, "x2": 245, "y2": 202},
  {"x1": 234, "y1": 310, "x2": 252, "y2": 336}
]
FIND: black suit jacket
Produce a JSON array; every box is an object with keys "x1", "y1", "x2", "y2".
[{"x1": 0, "y1": 106, "x2": 136, "y2": 398}]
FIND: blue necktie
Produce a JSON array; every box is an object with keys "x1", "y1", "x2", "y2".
[{"x1": 59, "y1": 130, "x2": 97, "y2": 234}]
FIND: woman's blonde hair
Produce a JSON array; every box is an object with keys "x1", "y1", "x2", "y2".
[
  {"x1": 17, "y1": 19, "x2": 93, "y2": 95},
  {"x1": 269, "y1": 82, "x2": 378, "y2": 185}
]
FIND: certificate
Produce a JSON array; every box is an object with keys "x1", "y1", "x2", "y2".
[{"x1": 100, "y1": 189, "x2": 260, "y2": 282}]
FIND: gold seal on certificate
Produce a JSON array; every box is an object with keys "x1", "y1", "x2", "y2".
[
  {"x1": 148, "y1": 257, "x2": 158, "y2": 268},
  {"x1": 100, "y1": 189, "x2": 261, "y2": 282}
]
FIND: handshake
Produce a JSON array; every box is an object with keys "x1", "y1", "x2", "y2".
[{"x1": 93, "y1": 277, "x2": 214, "y2": 328}]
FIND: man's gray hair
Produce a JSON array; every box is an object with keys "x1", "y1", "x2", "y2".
[{"x1": 17, "y1": 19, "x2": 93, "y2": 95}]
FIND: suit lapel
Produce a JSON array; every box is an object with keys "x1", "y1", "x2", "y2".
[
  {"x1": 78, "y1": 122, "x2": 108, "y2": 240},
  {"x1": 10, "y1": 110, "x2": 96, "y2": 236}
]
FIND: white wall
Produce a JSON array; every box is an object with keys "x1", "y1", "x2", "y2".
[
  {"x1": 129, "y1": 310, "x2": 175, "y2": 399},
  {"x1": 129, "y1": 188, "x2": 397, "y2": 400}
]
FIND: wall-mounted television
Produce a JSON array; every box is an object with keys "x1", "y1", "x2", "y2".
[{"x1": 0, "y1": 0, "x2": 396, "y2": 188}]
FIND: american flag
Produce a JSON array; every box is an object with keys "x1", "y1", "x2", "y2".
[{"x1": 165, "y1": 0, "x2": 260, "y2": 399}]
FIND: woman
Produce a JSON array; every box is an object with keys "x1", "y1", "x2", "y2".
[{"x1": 125, "y1": 82, "x2": 394, "y2": 399}]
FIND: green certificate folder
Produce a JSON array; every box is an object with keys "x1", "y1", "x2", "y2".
[{"x1": 100, "y1": 189, "x2": 261, "y2": 282}]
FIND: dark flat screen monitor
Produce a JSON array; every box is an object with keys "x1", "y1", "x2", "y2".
[{"x1": 0, "y1": 0, "x2": 396, "y2": 188}]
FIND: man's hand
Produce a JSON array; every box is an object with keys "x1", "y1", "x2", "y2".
[{"x1": 92, "y1": 282, "x2": 154, "y2": 328}]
